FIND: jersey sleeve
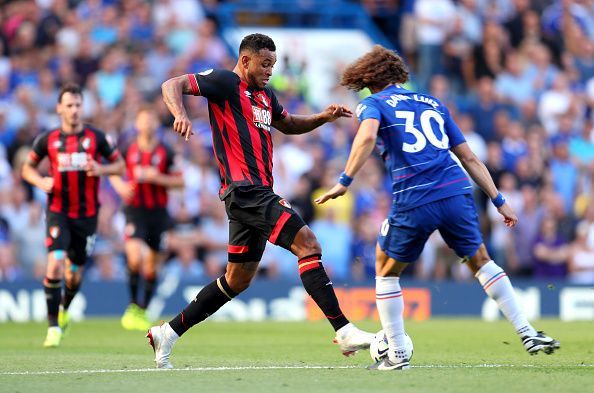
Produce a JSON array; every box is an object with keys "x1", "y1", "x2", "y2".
[
  {"x1": 28, "y1": 132, "x2": 49, "y2": 166},
  {"x1": 97, "y1": 132, "x2": 120, "y2": 162},
  {"x1": 268, "y1": 89, "x2": 288, "y2": 121},
  {"x1": 442, "y1": 105, "x2": 466, "y2": 148},
  {"x1": 191, "y1": 69, "x2": 238, "y2": 102},
  {"x1": 356, "y1": 97, "x2": 381, "y2": 122}
]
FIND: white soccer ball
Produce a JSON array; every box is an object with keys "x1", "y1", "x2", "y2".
[{"x1": 369, "y1": 329, "x2": 414, "y2": 362}]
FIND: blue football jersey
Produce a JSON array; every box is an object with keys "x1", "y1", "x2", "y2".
[{"x1": 356, "y1": 85, "x2": 471, "y2": 214}]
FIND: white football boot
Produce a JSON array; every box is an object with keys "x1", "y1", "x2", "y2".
[
  {"x1": 333, "y1": 323, "x2": 375, "y2": 356},
  {"x1": 146, "y1": 323, "x2": 176, "y2": 369}
]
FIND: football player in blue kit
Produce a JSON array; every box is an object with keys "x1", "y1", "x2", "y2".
[{"x1": 316, "y1": 45, "x2": 560, "y2": 370}]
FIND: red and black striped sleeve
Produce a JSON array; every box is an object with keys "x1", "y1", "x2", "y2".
[
  {"x1": 192, "y1": 69, "x2": 238, "y2": 102},
  {"x1": 96, "y1": 131, "x2": 120, "y2": 162},
  {"x1": 27, "y1": 131, "x2": 50, "y2": 166}
]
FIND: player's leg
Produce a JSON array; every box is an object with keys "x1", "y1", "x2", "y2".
[
  {"x1": 439, "y1": 195, "x2": 559, "y2": 354},
  {"x1": 370, "y1": 215, "x2": 431, "y2": 370},
  {"x1": 121, "y1": 238, "x2": 144, "y2": 330},
  {"x1": 272, "y1": 208, "x2": 373, "y2": 355},
  {"x1": 465, "y1": 244, "x2": 559, "y2": 354},
  {"x1": 137, "y1": 213, "x2": 171, "y2": 330},
  {"x1": 43, "y1": 250, "x2": 66, "y2": 347},
  {"x1": 43, "y1": 213, "x2": 69, "y2": 347},
  {"x1": 136, "y1": 246, "x2": 161, "y2": 331},
  {"x1": 373, "y1": 244, "x2": 410, "y2": 370},
  {"x1": 147, "y1": 222, "x2": 264, "y2": 369},
  {"x1": 63, "y1": 217, "x2": 97, "y2": 312}
]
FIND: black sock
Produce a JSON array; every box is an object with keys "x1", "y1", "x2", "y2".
[
  {"x1": 298, "y1": 254, "x2": 349, "y2": 331},
  {"x1": 128, "y1": 268, "x2": 140, "y2": 305},
  {"x1": 143, "y1": 275, "x2": 157, "y2": 309},
  {"x1": 62, "y1": 282, "x2": 80, "y2": 310},
  {"x1": 44, "y1": 277, "x2": 61, "y2": 327},
  {"x1": 169, "y1": 276, "x2": 237, "y2": 337}
]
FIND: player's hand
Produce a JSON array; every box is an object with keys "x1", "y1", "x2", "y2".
[
  {"x1": 314, "y1": 183, "x2": 348, "y2": 204},
  {"x1": 173, "y1": 115, "x2": 194, "y2": 141},
  {"x1": 497, "y1": 202, "x2": 518, "y2": 228},
  {"x1": 39, "y1": 177, "x2": 54, "y2": 193},
  {"x1": 322, "y1": 104, "x2": 352, "y2": 122},
  {"x1": 116, "y1": 181, "x2": 135, "y2": 201},
  {"x1": 85, "y1": 157, "x2": 102, "y2": 177},
  {"x1": 135, "y1": 166, "x2": 159, "y2": 183}
]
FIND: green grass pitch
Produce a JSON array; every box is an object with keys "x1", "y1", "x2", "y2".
[{"x1": 0, "y1": 319, "x2": 592, "y2": 393}]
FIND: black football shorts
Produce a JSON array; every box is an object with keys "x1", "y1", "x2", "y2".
[
  {"x1": 124, "y1": 207, "x2": 171, "y2": 251},
  {"x1": 224, "y1": 186, "x2": 305, "y2": 262},
  {"x1": 45, "y1": 211, "x2": 98, "y2": 266}
]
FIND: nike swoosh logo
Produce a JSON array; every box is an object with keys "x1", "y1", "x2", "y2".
[
  {"x1": 377, "y1": 348, "x2": 388, "y2": 356},
  {"x1": 325, "y1": 282, "x2": 333, "y2": 286}
]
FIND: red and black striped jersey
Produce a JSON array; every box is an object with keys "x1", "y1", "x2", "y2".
[
  {"x1": 28, "y1": 126, "x2": 120, "y2": 218},
  {"x1": 188, "y1": 69, "x2": 288, "y2": 199},
  {"x1": 122, "y1": 141, "x2": 178, "y2": 209}
]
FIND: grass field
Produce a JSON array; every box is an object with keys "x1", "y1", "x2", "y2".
[{"x1": 0, "y1": 319, "x2": 592, "y2": 393}]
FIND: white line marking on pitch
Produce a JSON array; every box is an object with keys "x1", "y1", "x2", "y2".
[{"x1": 1, "y1": 364, "x2": 593, "y2": 376}]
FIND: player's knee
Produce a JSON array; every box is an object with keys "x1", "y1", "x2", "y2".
[
  {"x1": 292, "y1": 228, "x2": 321, "y2": 257},
  {"x1": 47, "y1": 250, "x2": 66, "y2": 276},
  {"x1": 225, "y1": 269, "x2": 256, "y2": 293}
]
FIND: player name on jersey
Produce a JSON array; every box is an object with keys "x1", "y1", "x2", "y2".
[{"x1": 385, "y1": 93, "x2": 438, "y2": 109}]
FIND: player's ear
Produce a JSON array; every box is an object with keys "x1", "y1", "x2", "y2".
[{"x1": 240, "y1": 53, "x2": 251, "y2": 69}]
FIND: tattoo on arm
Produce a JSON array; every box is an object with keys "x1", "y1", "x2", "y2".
[
  {"x1": 162, "y1": 76, "x2": 193, "y2": 118},
  {"x1": 241, "y1": 262, "x2": 260, "y2": 272}
]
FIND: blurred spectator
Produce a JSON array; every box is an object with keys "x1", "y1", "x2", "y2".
[
  {"x1": 413, "y1": 0, "x2": 456, "y2": 91},
  {"x1": 508, "y1": 185, "x2": 543, "y2": 276},
  {"x1": 567, "y1": 220, "x2": 594, "y2": 284},
  {"x1": 549, "y1": 137, "x2": 578, "y2": 214},
  {"x1": 0, "y1": 215, "x2": 19, "y2": 281},
  {"x1": 532, "y1": 215, "x2": 570, "y2": 279},
  {"x1": 310, "y1": 207, "x2": 352, "y2": 281}
]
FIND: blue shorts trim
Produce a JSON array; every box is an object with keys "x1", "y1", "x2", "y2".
[{"x1": 378, "y1": 194, "x2": 483, "y2": 263}]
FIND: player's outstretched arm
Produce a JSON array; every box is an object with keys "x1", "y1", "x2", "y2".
[
  {"x1": 451, "y1": 142, "x2": 518, "y2": 227},
  {"x1": 315, "y1": 119, "x2": 379, "y2": 205},
  {"x1": 161, "y1": 75, "x2": 195, "y2": 141},
  {"x1": 273, "y1": 104, "x2": 352, "y2": 135}
]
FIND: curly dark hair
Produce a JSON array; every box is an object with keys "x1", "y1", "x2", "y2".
[
  {"x1": 239, "y1": 33, "x2": 276, "y2": 54},
  {"x1": 341, "y1": 45, "x2": 409, "y2": 92}
]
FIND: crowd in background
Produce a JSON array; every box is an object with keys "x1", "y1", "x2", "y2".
[{"x1": 0, "y1": 0, "x2": 593, "y2": 284}]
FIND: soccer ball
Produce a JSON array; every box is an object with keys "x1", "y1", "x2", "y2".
[{"x1": 369, "y1": 329, "x2": 414, "y2": 362}]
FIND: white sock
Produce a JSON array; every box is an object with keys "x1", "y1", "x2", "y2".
[
  {"x1": 475, "y1": 261, "x2": 537, "y2": 337},
  {"x1": 376, "y1": 276, "x2": 407, "y2": 359},
  {"x1": 164, "y1": 323, "x2": 180, "y2": 343}
]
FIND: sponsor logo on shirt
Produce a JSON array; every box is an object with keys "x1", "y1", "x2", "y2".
[
  {"x1": 252, "y1": 106, "x2": 272, "y2": 131},
  {"x1": 57, "y1": 152, "x2": 88, "y2": 172}
]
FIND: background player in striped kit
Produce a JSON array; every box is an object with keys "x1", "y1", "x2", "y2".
[
  {"x1": 316, "y1": 46, "x2": 560, "y2": 370},
  {"x1": 22, "y1": 83, "x2": 124, "y2": 347},
  {"x1": 110, "y1": 107, "x2": 184, "y2": 331},
  {"x1": 146, "y1": 33, "x2": 373, "y2": 369}
]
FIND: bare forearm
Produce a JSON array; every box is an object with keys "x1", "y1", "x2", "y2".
[
  {"x1": 22, "y1": 164, "x2": 44, "y2": 188},
  {"x1": 344, "y1": 135, "x2": 376, "y2": 178},
  {"x1": 101, "y1": 160, "x2": 125, "y2": 176},
  {"x1": 153, "y1": 174, "x2": 184, "y2": 188},
  {"x1": 161, "y1": 78, "x2": 190, "y2": 118},
  {"x1": 279, "y1": 113, "x2": 327, "y2": 134},
  {"x1": 460, "y1": 156, "x2": 498, "y2": 199}
]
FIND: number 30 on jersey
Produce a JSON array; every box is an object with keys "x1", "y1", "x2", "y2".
[{"x1": 396, "y1": 110, "x2": 449, "y2": 153}]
